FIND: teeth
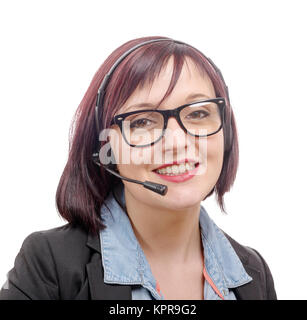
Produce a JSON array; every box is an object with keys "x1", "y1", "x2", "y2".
[
  {"x1": 156, "y1": 162, "x2": 197, "y2": 175},
  {"x1": 179, "y1": 163, "x2": 186, "y2": 174},
  {"x1": 172, "y1": 165, "x2": 179, "y2": 174}
]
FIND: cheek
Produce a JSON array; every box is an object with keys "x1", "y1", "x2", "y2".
[
  {"x1": 111, "y1": 135, "x2": 153, "y2": 175},
  {"x1": 205, "y1": 131, "x2": 224, "y2": 176}
]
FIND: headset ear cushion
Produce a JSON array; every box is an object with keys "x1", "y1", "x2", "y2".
[{"x1": 107, "y1": 148, "x2": 119, "y2": 171}]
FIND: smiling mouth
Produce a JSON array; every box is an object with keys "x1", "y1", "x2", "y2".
[{"x1": 153, "y1": 162, "x2": 200, "y2": 176}]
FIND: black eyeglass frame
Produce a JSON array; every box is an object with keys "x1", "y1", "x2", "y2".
[{"x1": 110, "y1": 97, "x2": 226, "y2": 148}]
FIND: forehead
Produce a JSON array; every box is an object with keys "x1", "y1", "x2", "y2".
[{"x1": 118, "y1": 57, "x2": 216, "y2": 113}]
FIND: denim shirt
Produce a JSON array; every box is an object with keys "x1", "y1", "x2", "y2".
[{"x1": 99, "y1": 183, "x2": 252, "y2": 300}]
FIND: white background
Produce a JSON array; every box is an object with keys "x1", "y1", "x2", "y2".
[{"x1": 0, "y1": 0, "x2": 306, "y2": 300}]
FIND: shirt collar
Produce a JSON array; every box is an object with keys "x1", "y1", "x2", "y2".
[{"x1": 99, "y1": 182, "x2": 252, "y2": 292}]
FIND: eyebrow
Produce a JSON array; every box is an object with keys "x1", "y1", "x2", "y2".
[{"x1": 124, "y1": 93, "x2": 212, "y2": 112}]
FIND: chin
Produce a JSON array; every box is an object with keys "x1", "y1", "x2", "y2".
[{"x1": 161, "y1": 186, "x2": 205, "y2": 210}]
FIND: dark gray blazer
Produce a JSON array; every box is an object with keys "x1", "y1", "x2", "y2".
[{"x1": 0, "y1": 224, "x2": 277, "y2": 300}]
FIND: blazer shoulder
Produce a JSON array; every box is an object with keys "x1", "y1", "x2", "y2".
[
  {"x1": 34, "y1": 223, "x2": 89, "y2": 247},
  {"x1": 14, "y1": 223, "x2": 90, "y2": 261},
  {"x1": 0, "y1": 223, "x2": 94, "y2": 300},
  {"x1": 25, "y1": 223, "x2": 93, "y2": 270}
]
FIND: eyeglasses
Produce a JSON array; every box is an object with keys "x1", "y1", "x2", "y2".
[{"x1": 110, "y1": 97, "x2": 226, "y2": 147}]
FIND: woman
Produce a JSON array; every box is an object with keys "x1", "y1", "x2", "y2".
[{"x1": 0, "y1": 36, "x2": 277, "y2": 300}]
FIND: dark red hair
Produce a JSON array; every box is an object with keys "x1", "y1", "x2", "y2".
[{"x1": 56, "y1": 36, "x2": 239, "y2": 235}]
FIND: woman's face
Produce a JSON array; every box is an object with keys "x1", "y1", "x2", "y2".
[{"x1": 109, "y1": 56, "x2": 224, "y2": 211}]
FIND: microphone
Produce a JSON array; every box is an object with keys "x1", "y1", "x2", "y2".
[{"x1": 92, "y1": 153, "x2": 168, "y2": 196}]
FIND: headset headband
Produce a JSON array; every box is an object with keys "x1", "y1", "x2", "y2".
[{"x1": 94, "y1": 38, "x2": 230, "y2": 137}]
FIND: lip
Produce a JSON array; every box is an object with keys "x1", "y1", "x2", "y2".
[
  {"x1": 152, "y1": 158, "x2": 199, "y2": 171},
  {"x1": 152, "y1": 162, "x2": 200, "y2": 183}
]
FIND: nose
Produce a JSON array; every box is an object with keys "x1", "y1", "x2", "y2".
[
  {"x1": 165, "y1": 116, "x2": 184, "y2": 131},
  {"x1": 163, "y1": 116, "x2": 188, "y2": 149}
]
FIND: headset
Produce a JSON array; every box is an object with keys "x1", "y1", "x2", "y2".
[{"x1": 92, "y1": 38, "x2": 233, "y2": 196}]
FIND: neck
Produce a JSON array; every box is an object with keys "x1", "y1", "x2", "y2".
[{"x1": 124, "y1": 187, "x2": 203, "y2": 265}]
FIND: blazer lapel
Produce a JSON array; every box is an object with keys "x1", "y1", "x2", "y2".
[{"x1": 86, "y1": 232, "x2": 132, "y2": 300}]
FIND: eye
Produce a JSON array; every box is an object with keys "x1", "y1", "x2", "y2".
[
  {"x1": 130, "y1": 118, "x2": 154, "y2": 129},
  {"x1": 185, "y1": 110, "x2": 209, "y2": 120}
]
